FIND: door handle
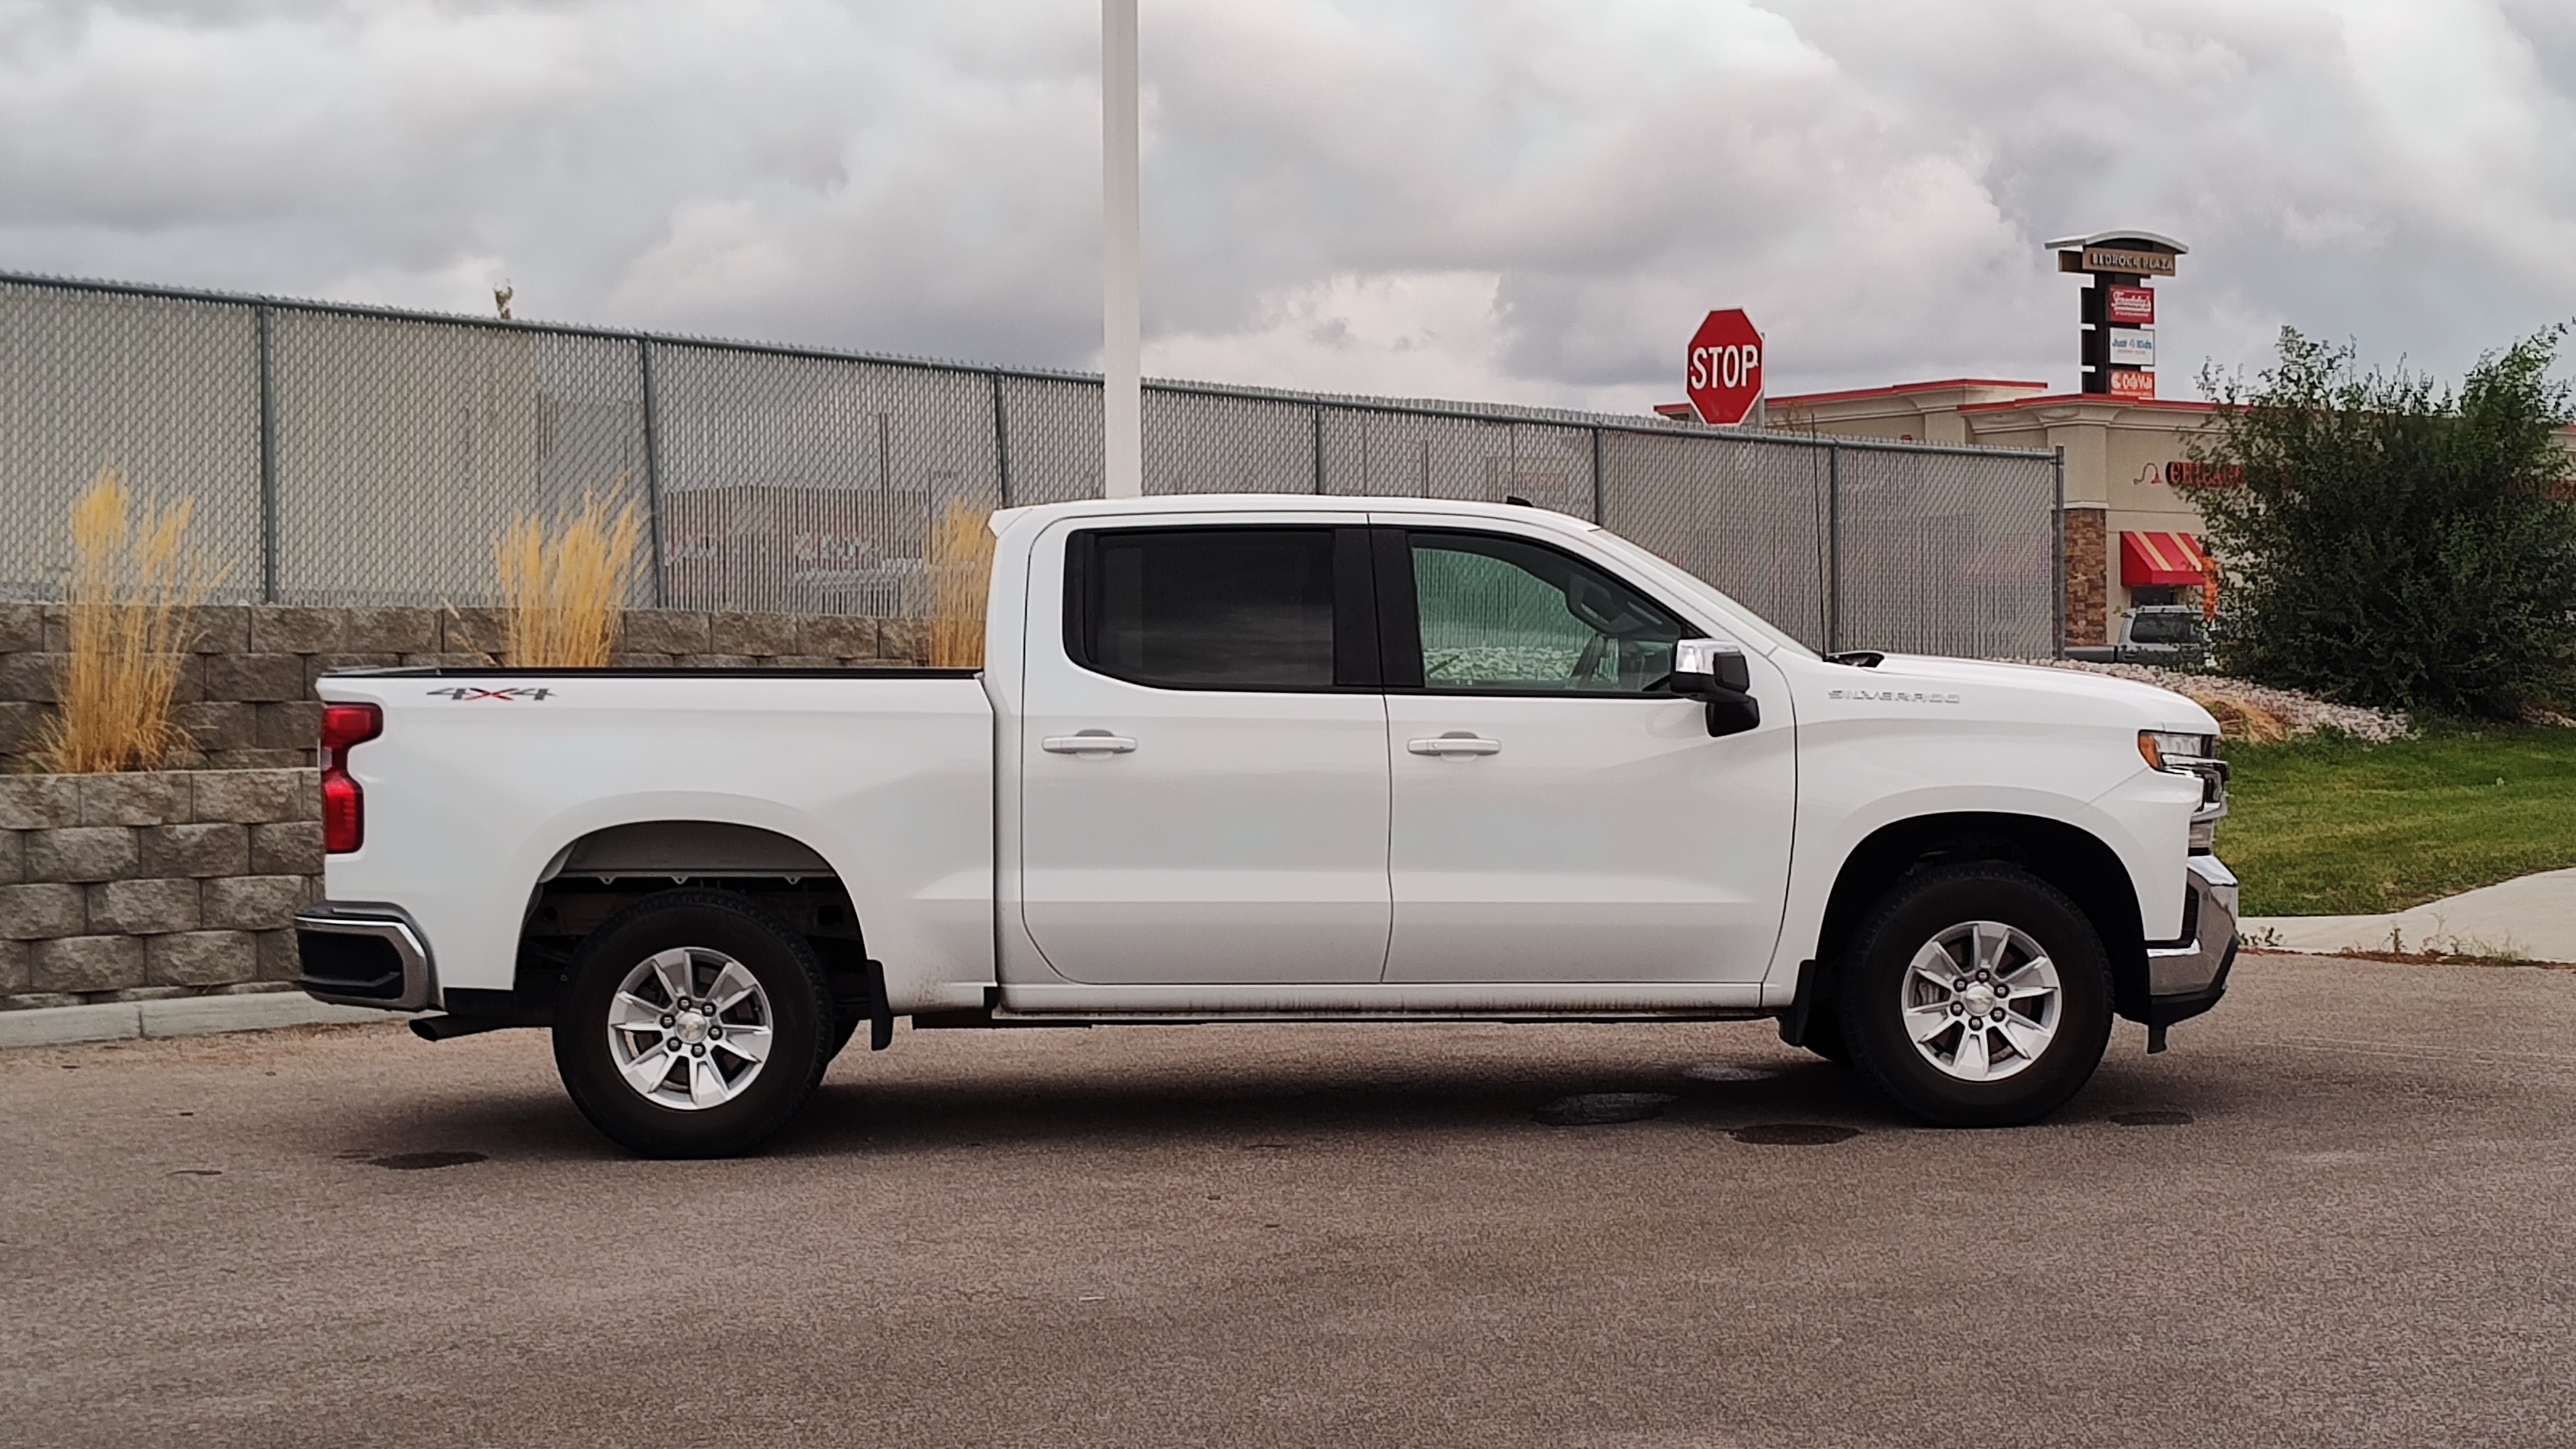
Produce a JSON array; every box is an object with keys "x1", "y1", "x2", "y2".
[
  {"x1": 1407, "y1": 735, "x2": 1501, "y2": 757},
  {"x1": 1043, "y1": 731, "x2": 1137, "y2": 755}
]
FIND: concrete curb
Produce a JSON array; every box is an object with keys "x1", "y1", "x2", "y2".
[
  {"x1": 0, "y1": 992, "x2": 416, "y2": 1049},
  {"x1": 2244, "y1": 865, "x2": 2576, "y2": 965}
]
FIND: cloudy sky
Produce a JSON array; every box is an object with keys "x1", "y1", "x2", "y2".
[{"x1": 2, "y1": 0, "x2": 2571, "y2": 413}]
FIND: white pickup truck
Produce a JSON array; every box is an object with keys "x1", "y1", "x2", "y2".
[{"x1": 297, "y1": 495, "x2": 2238, "y2": 1157}]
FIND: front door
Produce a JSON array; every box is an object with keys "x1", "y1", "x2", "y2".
[
  {"x1": 1018, "y1": 518, "x2": 1392, "y2": 985},
  {"x1": 1377, "y1": 525, "x2": 1796, "y2": 984}
]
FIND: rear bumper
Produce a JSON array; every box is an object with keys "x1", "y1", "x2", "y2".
[
  {"x1": 2143, "y1": 855, "x2": 2237, "y2": 1026},
  {"x1": 295, "y1": 903, "x2": 437, "y2": 1012}
]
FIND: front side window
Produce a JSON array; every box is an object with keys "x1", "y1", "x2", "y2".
[
  {"x1": 1405, "y1": 531, "x2": 1684, "y2": 693},
  {"x1": 1068, "y1": 526, "x2": 1353, "y2": 689}
]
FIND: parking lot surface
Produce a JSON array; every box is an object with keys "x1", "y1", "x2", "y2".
[{"x1": 5, "y1": 952, "x2": 2572, "y2": 1448}]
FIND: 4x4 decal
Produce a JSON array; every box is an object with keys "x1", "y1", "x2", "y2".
[{"x1": 425, "y1": 687, "x2": 553, "y2": 701}]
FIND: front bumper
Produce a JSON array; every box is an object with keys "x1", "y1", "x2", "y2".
[
  {"x1": 2143, "y1": 855, "x2": 2237, "y2": 1027},
  {"x1": 295, "y1": 903, "x2": 438, "y2": 1012}
]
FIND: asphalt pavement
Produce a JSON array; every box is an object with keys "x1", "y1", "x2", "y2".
[{"x1": 4, "y1": 952, "x2": 2572, "y2": 1448}]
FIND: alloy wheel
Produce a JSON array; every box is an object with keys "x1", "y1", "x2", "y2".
[
  {"x1": 1898, "y1": 919, "x2": 2062, "y2": 1083},
  {"x1": 604, "y1": 947, "x2": 775, "y2": 1110}
]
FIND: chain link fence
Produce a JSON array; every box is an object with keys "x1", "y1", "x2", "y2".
[{"x1": 0, "y1": 270, "x2": 2063, "y2": 658}]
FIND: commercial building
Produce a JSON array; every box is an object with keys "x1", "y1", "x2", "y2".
[
  {"x1": 1736, "y1": 372, "x2": 2576, "y2": 650},
  {"x1": 1754, "y1": 379, "x2": 2218, "y2": 647},
  {"x1": 1656, "y1": 377, "x2": 2215, "y2": 646}
]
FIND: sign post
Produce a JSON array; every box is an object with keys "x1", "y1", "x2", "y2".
[
  {"x1": 1101, "y1": 0, "x2": 1141, "y2": 499},
  {"x1": 1685, "y1": 309, "x2": 1764, "y2": 426}
]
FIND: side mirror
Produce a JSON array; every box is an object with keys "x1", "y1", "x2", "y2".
[
  {"x1": 1672, "y1": 638, "x2": 1752, "y2": 695},
  {"x1": 1670, "y1": 638, "x2": 1760, "y2": 738}
]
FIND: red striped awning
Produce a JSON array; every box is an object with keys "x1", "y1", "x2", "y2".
[{"x1": 2121, "y1": 531, "x2": 2212, "y2": 586}]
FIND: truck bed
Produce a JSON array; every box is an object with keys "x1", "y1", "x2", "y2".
[{"x1": 313, "y1": 667, "x2": 1000, "y2": 1014}]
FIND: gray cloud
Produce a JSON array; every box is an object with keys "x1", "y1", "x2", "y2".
[{"x1": 0, "y1": 0, "x2": 2568, "y2": 411}]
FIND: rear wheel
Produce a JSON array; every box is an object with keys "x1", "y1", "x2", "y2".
[
  {"x1": 1838, "y1": 862, "x2": 2112, "y2": 1127},
  {"x1": 553, "y1": 889, "x2": 835, "y2": 1158}
]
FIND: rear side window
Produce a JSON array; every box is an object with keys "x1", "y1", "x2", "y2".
[{"x1": 1065, "y1": 526, "x2": 1374, "y2": 690}]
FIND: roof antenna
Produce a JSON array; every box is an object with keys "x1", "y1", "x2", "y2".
[{"x1": 1505, "y1": 494, "x2": 1533, "y2": 507}]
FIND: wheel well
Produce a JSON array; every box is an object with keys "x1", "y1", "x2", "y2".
[
  {"x1": 511, "y1": 821, "x2": 869, "y2": 1023},
  {"x1": 1814, "y1": 813, "x2": 2150, "y2": 1021}
]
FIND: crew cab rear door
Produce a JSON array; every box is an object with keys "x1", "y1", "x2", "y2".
[
  {"x1": 1374, "y1": 521, "x2": 1796, "y2": 984},
  {"x1": 1016, "y1": 513, "x2": 1392, "y2": 985}
]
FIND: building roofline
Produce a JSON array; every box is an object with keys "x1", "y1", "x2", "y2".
[
  {"x1": 1957, "y1": 393, "x2": 2218, "y2": 416},
  {"x1": 1762, "y1": 378, "x2": 2050, "y2": 408}
]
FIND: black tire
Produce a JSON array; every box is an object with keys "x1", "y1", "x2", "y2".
[
  {"x1": 826, "y1": 1014, "x2": 862, "y2": 1059},
  {"x1": 1838, "y1": 862, "x2": 2113, "y2": 1128},
  {"x1": 553, "y1": 889, "x2": 836, "y2": 1158}
]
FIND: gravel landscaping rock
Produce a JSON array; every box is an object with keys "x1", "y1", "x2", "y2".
[{"x1": 2017, "y1": 659, "x2": 2410, "y2": 741}]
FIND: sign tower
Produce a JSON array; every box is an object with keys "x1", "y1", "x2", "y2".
[{"x1": 2045, "y1": 230, "x2": 2185, "y2": 401}]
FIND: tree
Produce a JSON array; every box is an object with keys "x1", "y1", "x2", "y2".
[{"x1": 2189, "y1": 327, "x2": 2576, "y2": 718}]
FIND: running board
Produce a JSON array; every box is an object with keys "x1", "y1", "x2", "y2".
[
  {"x1": 1008, "y1": 1009, "x2": 1767, "y2": 1026},
  {"x1": 991, "y1": 981, "x2": 1772, "y2": 1021}
]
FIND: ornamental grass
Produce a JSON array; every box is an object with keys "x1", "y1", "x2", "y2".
[
  {"x1": 495, "y1": 487, "x2": 645, "y2": 669},
  {"x1": 35, "y1": 470, "x2": 219, "y2": 774},
  {"x1": 926, "y1": 499, "x2": 995, "y2": 669}
]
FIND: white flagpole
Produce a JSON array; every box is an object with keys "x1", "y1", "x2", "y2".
[{"x1": 1101, "y1": 0, "x2": 1143, "y2": 499}]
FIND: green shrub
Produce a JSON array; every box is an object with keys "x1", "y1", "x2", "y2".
[{"x1": 2190, "y1": 327, "x2": 2576, "y2": 718}]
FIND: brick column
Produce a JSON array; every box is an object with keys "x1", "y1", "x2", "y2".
[{"x1": 2063, "y1": 506, "x2": 2108, "y2": 648}]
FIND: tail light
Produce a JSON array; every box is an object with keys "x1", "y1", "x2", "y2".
[{"x1": 319, "y1": 703, "x2": 382, "y2": 854}]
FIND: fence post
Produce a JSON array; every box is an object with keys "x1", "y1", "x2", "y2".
[
  {"x1": 1311, "y1": 404, "x2": 1326, "y2": 494},
  {"x1": 2052, "y1": 445, "x2": 2067, "y2": 659},
  {"x1": 1825, "y1": 440, "x2": 1843, "y2": 653},
  {"x1": 638, "y1": 339, "x2": 668, "y2": 608},
  {"x1": 256, "y1": 305, "x2": 279, "y2": 604},
  {"x1": 991, "y1": 372, "x2": 1014, "y2": 506},
  {"x1": 1591, "y1": 427, "x2": 1606, "y2": 523}
]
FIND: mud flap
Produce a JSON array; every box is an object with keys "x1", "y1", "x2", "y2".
[
  {"x1": 864, "y1": 960, "x2": 894, "y2": 1051},
  {"x1": 1777, "y1": 960, "x2": 1821, "y2": 1047}
]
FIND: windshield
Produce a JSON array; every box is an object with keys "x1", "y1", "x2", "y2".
[
  {"x1": 1584, "y1": 527, "x2": 1819, "y2": 659},
  {"x1": 2128, "y1": 611, "x2": 2203, "y2": 645}
]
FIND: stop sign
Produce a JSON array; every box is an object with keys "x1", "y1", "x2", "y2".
[{"x1": 1685, "y1": 310, "x2": 1764, "y2": 425}]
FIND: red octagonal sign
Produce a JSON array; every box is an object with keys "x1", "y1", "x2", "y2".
[{"x1": 1685, "y1": 309, "x2": 1764, "y2": 426}]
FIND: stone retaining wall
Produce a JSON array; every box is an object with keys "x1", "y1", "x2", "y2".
[
  {"x1": 0, "y1": 602, "x2": 923, "y2": 773},
  {"x1": 1, "y1": 769, "x2": 322, "y2": 1011}
]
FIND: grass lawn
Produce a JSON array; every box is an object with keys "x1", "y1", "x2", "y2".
[{"x1": 2221, "y1": 726, "x2": 2576, "y2": 916}]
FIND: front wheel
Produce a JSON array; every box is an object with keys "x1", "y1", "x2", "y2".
[
  {"x1": 1838, "y1": 863, "x2": 2113, "y2": 1128},
  {"x1": 553, "y1": 889, "x2": 836, "y2": 1158}
]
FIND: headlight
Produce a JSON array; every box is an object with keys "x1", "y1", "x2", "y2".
[
  {"x1": 2138, "y1": 730, "x2": 2218, "y2": 772},
  {"x1": 2140, "y1": 730, "x2": 2229, "y2": 850}
]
